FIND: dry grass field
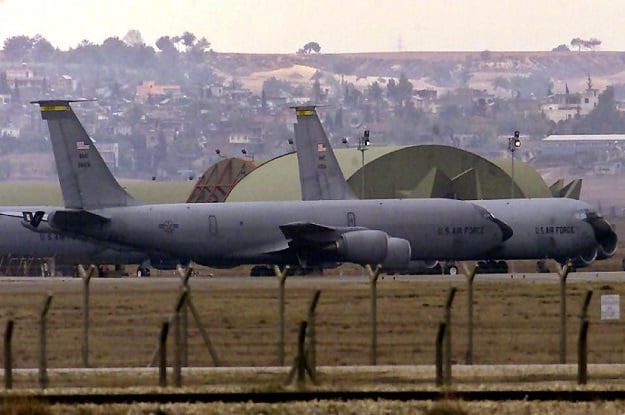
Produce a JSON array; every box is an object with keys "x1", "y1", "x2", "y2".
[
  {"x1": 3, "y1": 273, "x2": 625, "y2": 413},
  {"x1": 1, "y1": 272, "x2": 625, "y2": 375}
]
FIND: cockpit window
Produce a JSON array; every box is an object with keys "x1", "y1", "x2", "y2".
[
  {"x1": 574, "y1": 210, "x2": 587, "y2": 220},
  {"x1": 576, "y1": 209, "x2": 603, "y2": 220},
  {"x1": 470, "y1": 203, "x2": 497, "y2": 221}
]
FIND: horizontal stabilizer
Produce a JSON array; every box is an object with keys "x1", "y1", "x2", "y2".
[{"x1": 48, "y1": 209, "x2": 110, "y2": 229}]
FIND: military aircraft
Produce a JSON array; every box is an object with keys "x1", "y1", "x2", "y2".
[
  {"x1": 0, "y1": 206, "x2": 183, "y2": 276},
  {"x1": 22, "y1": 99, "x2": 513, "y2": 272},
  {"x1": 291, "y1": 105, "x2": 618, "y2": 273}
]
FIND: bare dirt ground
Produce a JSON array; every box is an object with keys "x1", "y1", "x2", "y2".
[
  {"x1": 1, "y1": 273, "x2": 625, "y2": 373},
  {"x1": 3, "y1": 273, "x2": 625, "y2": 414}
]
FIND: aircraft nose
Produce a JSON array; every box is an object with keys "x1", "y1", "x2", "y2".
[
  {"x1": 470, "y1": 203, "x2": 513, "y2": 242},
  {"x1": 492, "y1": 217, "x2": 514, "y2": 242}
]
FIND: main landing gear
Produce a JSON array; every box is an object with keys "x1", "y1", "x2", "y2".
[
  {"x1": 136, "y1": 265, "x2": 151, "y2": 277},
  {"x1": 475, "y1": 260, "x2": 509, "y2": 274}
]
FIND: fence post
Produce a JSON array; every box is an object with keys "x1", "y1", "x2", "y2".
[
  {"x1": 78, "y1": 264, "x2": 97, "y2": 368},
  {"x1": 285, "y1": 321, "x2": 317, "y2": 386},
  {"x1": 176, "y1": 265, "x2": 193, "y2": 368},
  {"x1": 273, "y1": 265, "x2": 289, "y2": 366},
  {"x1": 306, "y1": 290, "x2": 321, "y2": 372},
  {"x1": 173, "y1": 289, "x2": 188, "y2": 388},
  {"x1": 444, "y1": 287, "x2": 457, "y2": 385},
  {"x1": 556, "y1": 260, "x2": 571, "y2": 364},
  {"x1": 435, "y1": 321, "x2": 446, "y2": 387},
  {"x1": 296, "y1": 321, "x2": 307, "y2": 385},
  {"x1": 462, "y1": 263, "x2": 477, "y2": 364},
  {"x1": 38, "y1": 294, "x2": 53, "y2": 389},
  {"x1": 366, "y1": 264, "x2": 381, "y2": 365},
  {"x1": 4, "y1": 319, "x2": 14, "y2": 389},
  {"x1": 577, "y1": 290, "x2": 593, "y2": 385},
  {"x1": 159, "y1": 321, "x2": 169, "y2": 387}
]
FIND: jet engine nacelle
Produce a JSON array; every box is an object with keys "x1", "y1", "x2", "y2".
[
  {"x1": 572, "y1": 247, "x2": 598, "y2": 268},
  {"x1": 336, "y1": 230, "x2": 410, "y2": 268},
  {"x1": 381, "y1": 237, "x2": 412, "y2": 269},
  {"x1": 597, "y1": 231, "x2": 618, "y2": 260}
]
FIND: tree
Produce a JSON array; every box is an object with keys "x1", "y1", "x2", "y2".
[
  {"x1": 261, "y1": 89, "x2": 267, "y2": 113},
  {"x1": 367, "y1": 81, "x2": 383, "y2": 104},
  {"x1": 66, "y1": 39, "x2": 103, "y2": 65},
  {"x1": 587, "y1": 38, "x2": 602, "y2": 52},
  {"x1": 298, "y1": 41, "x2": 321, "y2": 54},
  {"x1": 396, "y1": 73, "x2": 413, "y2": 105},
  {"x1": 552, "y1": 44, "x2": 570, "y2": 52},
  {"x1": 2, "y1": 35, "x2": 34, "y2": 61},
  {"x1": 32, "y1": 35, "x2": 55, "y2": 62},
  {"x1": 571, "y1": 37, "x2": 583, "y2": 53},
  {"x1": 570, "y1": 37, "x2": 602, "y2": 53},
  {"x1": 101, "y1": 37, "x2": 129, "y2": 63},
  {"x1": 181, "y1": 31, "x2": 197, "y2": 52},
  {"x1": 0, "y1": 72, "x2": 9, "y2": 94},
  {"x1": 386, "y1": 78, "x2": 397, "y2": 100},
  {"x1": 156, "y1": 36, "x2": 177, "y2": 54},
  {"x1": 575, "y1": 86, "x2": 623, "y2": 134},
  {"x1": 187, "y1": 36, "x2": 210, "y2": 63}
]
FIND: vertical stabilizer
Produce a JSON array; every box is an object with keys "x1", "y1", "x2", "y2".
[
  {"x1": 32, "y1": 100, "x2": 138, "y2": 209},
  {"x1": 292, "y1": 106, "x2": 357, "y2": 200}
]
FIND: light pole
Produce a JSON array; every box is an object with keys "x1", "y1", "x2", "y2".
[
  {"x1": 215, "y1": 149, "x2": 226, "y2": 159},
  {"x1": 241, "y1": 148, "x2": 254, "y2": 162},
  {"x1": 507, "y1": 131, "x2": 521, "y2": 198},
  {"x1": 358, "y1": 130, "x2": 370, "y2": 199}
]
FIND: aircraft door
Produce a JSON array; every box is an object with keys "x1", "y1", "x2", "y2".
[
  {"x1": 208, "y1": 215, "x2": 218, "y2": 235},
  {"x1": 347, "y1": 212, "x2": 356, "y2": 227}
]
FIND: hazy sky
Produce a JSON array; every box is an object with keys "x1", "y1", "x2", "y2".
[{"x1": 1, "y1": 0, "x2": 625, "y2": 53}]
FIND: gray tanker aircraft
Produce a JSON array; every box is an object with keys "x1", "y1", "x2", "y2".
[
  {"x1": 0, "y1": 208, "x2": 144, "y2": 272},
  {"x1": 292, "y1": 105, "x2": 617, "y2": 273},
  {"x1": 0, "y1": 207, "x2": 183, "y2": 276},
  {"x1": 21, "y1": 100, "x2": 514, "y2": 271}
]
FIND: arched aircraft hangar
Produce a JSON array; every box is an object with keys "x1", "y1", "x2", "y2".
[
  {"x1": 220, "y1": 144, "x2": 577, "y2": 202},
  {"x1": 186, "y1": 157, "x2": 256, "y2": 203}
]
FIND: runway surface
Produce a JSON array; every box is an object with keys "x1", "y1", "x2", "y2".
[{"x1": 2, "y1": 269, "x2": 624, "y2": 287}]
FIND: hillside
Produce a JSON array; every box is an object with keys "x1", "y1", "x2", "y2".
[{"x1": 209, "y1": 50, "x2": 625, "y2": 95}]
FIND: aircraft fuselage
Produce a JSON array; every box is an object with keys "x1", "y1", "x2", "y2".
[
  {"x1": 476, "y1": 198, "x2": 606, "y2": 261},
  {"x1": 50, "y1": 198, "x2": 508, "y2": 267}
]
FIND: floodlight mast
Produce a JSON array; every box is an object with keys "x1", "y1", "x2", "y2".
[
  {"x1": 507, "y1": 130, "x2": 521, "y2": 198},
  {"x1": 358, "y1": 130, "x2": 370, "y2": 199}
]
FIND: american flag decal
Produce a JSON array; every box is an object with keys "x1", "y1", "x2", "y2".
[
  {"x1": 76, "y1": 141, "x2": 90, "y2": 150},
  {"x1": 317, "y1": 143, "x2": 326, "y2": 152}
]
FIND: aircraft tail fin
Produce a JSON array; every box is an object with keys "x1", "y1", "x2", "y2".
[
  {"x1": 292, "y1": 106, "x2": 357, "y2": 200},
  {"x1": 32, "y1": 100, "x2": 138, "y2": 209}
]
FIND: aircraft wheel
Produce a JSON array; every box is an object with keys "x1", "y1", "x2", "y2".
[
  {"x1": 536, "y1": 260, "x2": 549, "y2": 273},
  {"x1": 250, "y1": 265, "x2": 273, "y2": 277},
  {"x1": 136, "y1": 266, "x2": 150, "y2": 278}
]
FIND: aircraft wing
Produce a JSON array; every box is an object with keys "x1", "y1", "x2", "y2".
[{"x1": 280, "y1": 222, "x2": 366, "y2": 244}]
